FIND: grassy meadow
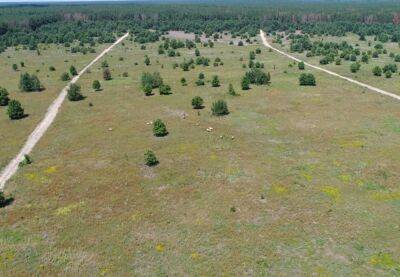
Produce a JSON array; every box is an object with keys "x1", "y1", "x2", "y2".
[{"x1": 0, "y1": 34, "x2": 399, "y2": 275}]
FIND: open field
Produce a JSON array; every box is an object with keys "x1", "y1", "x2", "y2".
[
  {"x1": 1, "y1": 33, "x2": 399, "y2": 275},
  {"x1": 0, "y1": 43, "x2": 112, "y2": 169}
]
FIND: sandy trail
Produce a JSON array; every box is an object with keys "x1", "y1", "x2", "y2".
[
  {"x1": 0, "y1": 32, "x2": 129, "y2": 190},
  {"x1": 260, "y1": 30, "x2": 400, "y2": 101}
]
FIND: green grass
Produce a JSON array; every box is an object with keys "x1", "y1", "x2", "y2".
[{"x1": 0, "y1": 35, "x2": 399, "y2": 275}]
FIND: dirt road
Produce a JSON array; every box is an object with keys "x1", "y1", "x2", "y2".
[
  {"x1": 0, "y1": 32, "x2": 129, "y2": 190},
  {"x1": 260, "y1": 30, "x2": 400, "y2": 101}
]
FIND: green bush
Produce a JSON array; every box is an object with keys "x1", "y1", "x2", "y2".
[
  {"x1": 241, "y1": 76, "x2": 250, "y2": 90},
  {"x1": 0, "y1": 87, "x2": 10, "y2": 106},
  {"x1": 49, "y1": 66, "x2": 56, "y2": 71},
  {"x1": 159, "y1": 84, "x2": 172, "y2": 95},
  {"x1": 372, "y1": 66, "x2": 382, "y2": 76},
  {"x1": 69, "y1": 65, "x2": 78, "y2": 76},
  {"x1": 211, "y1": 75, "x2": 220, "y2": 87},
  {"x1": 298, "y1": 61, "x2": 305, "y2": 70},
  {"x1": 244, "y1": 68, "x2": 270, "y2": 85},
  {"x1": 141, "y1": 72, "x2": 163, "y2": 89},
  {"x1": 143, "y1": 83, "x2": 153, "y2": 96},
  {"x1": 299, "y1": 73, "x2": 316, "y2": 86},
  {"x1": 153, "y1": 119, "x2": 168, "y2": 137},
  {"x1": 19, "y1": 73, "x2": 42, "y2": 92},
  {"x1": 67, "y1": 84, "x2": 84, "y2": 101},
  {"x1": 228, "y1": 83, "x2": 237, "y2": 95},
  {"x1": 145, "y1": 150, "x2": 158, "y2": 166},
  {"x1": 211, "y1": 100, "x2": 229, "y2": 116},
  {"x1": 7, "y1": 99, "x2": 24, "y2": 120},
  {"x1": 92, "y1": 80, "x2": 101, "y2": 91},
  {"x1": 350, "y1": 62, "x2": 361, "y2": 73},
  {"x1": 180, "y1": 77, "x2": 187, "y2": 86},
  {"x1": 191, "y1": 96, "x2": 204, "y2": 109}
]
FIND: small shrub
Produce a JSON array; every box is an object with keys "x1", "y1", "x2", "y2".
[
  {"x1": 144, "y1": 55, "x2": 151, "y2": 66},
  {"x1": 67, "y1": 84, "x2": 84, "y2": 101},
  {"x1": 180, "y1": 77, "x2": 187, "y2": 86},
  {"x1": 7, "y1": 99, "x2": 24, "y2": 120},
  {"x1": 350, "y1": 62, "x2": 361, "y2": 73},
  {"x1": 153, "y1": 119, "x2": 168, "y2": 137},
  {"x1": 298, "y1": 61, "x2": 305, "y2": 70},
  {"x1": 195, "y1": 79, "x2": 205, "y2": 86},
  {"x1": 0, "y1": 87, "x2": 10, "y2": 106},
  {"x1": 145, "y1": 150, "x2": 158, "y2": 166},
  {"x1": 191, "y1": 96, "x2": 204, "y2": 109},
  {"x1": 122, "y1": 72, "x2": 128, "y2": 77},
  {"x1": 103, "y1": 68, "x2": 112, "y2": 80},
  {"x1": 211, "y1": 100, "x2": 229, "y2": 116},
  {"x1": 385, "y1": 71, "x2": 392, "y2": 78},
  {"x1": 299, "y1": 73, "x2": 316, "y2": 86},
  {"x1": 143, "y1": 84, "x2": 153, "y2": 96},
  {"x1": 211, "y1": 75, "x2": 220, "y2": 87},
  {"x1": 159, "y1": 84, "x2": 172, "y2": 95},
  {"x1": 241, "y1": 76, "x2": 250, "y2": 90},
  {"x1": 92, "y1": 80, "x2": 101, "y2": 91},
  {"x1": 12, "y1": 64, "x2": 18, "y2": 71},
  {"x1": 49, "y1": 66, "x2": 56, "y2": 71},
  {"x1": 69, "y1": 65, "x2": 78, "y2": 76},
  {"x1": 372, "y1": 66, "x2": 382, "y2": 76},
  {"x1": 228, "y1": 83, "x2": 236, "y2": 96}
]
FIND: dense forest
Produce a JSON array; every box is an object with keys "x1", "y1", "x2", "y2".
[{"x1": 1, "y1": 1, "x2": 400, "y2": 52}]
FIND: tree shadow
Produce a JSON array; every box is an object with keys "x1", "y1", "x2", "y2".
[{"x1": 0, "y1": 196, "x2": 14, "y2": 208}]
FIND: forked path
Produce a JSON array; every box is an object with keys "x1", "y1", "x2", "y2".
[
  {"x1": 0, "y1": 32, "x2": 129, "y2": 190},
  {"x1": 260, "y1": 30, "x2": 400, "y2": 101}
]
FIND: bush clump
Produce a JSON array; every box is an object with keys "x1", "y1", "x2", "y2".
[
  {"x1": 299, "y1": 73, "x2": 316, "y2": 86},
  {"x1": 141, "y1": 72, "x2": 163, "y2": 89},
  {"x1": 244, "y1": 68, "x2": 270, "y2": 85},
  {"x1": 159, "y1": 84, "x2": 172, "y2": 95},
  {"x1": 211, "y1": 100, "x2": 229, "y2": 116},
  {"x1": 153, "y1": 119, "x2": 168, "y2": 137},
  {"x1": 19, "y1": 73, "x2": 42, "y2": 92}
]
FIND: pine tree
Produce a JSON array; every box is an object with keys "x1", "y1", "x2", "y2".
[
  {"x1": 211, "y1": 75, "x2": 220, "y2": 87},
  {"x1": 67, "y1": 84, "x2": 84, "y2": 101},
  {"x1": 228, "y1": 83, "x2": 236, "y2": 95},
  {"x1": 7, "y1": 99, "x2": 24, "y2": 120},
  {"x1": 69, "y1": 65, "x2": 78, "y2": 76},
  {"x1": 0, "y1": 87, "x2": 9, "y2": 106},
  {"x1": 153, "y1": 119, "x2": 168, "y2": 137}
]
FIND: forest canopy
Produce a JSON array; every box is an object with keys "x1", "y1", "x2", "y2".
[{"x1": 1, "y1": 1, "x2": 400, "y2": 52}]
